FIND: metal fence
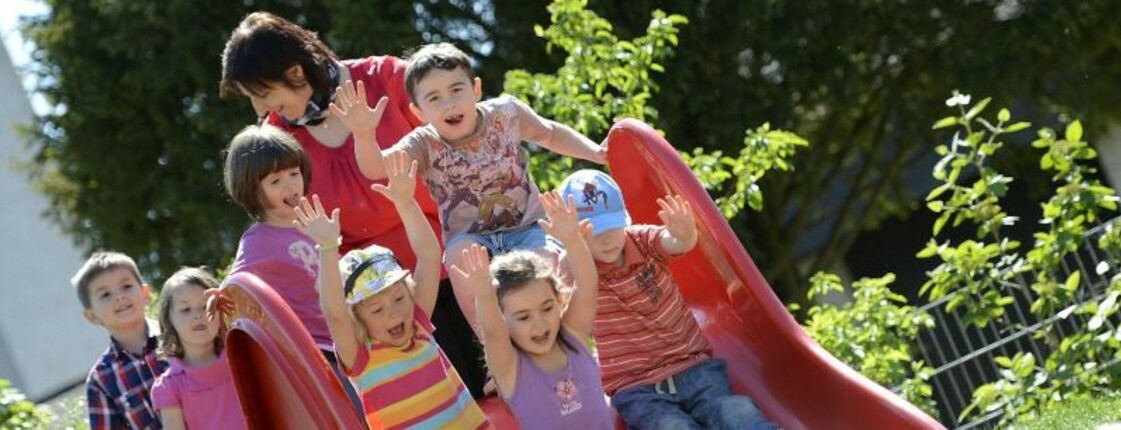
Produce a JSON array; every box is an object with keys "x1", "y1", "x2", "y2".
[{"x1": 911, "y1": 218, "x2": 1121, "y2": 429}]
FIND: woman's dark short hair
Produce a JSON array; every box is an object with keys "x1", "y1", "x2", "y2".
[
  {"x1": 222, "y1": 124, "x2": 311, "y2": 221},
  {"x1": 220, "y1": 11, "x2": 339, "y2": 98}
]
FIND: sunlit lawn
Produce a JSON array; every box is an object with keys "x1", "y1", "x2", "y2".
[{"x1": 1012, "y1": 396, "x2": 1121, "y2": 430}]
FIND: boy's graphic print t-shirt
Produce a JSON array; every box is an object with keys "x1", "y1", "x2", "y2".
[
  {"x1": 395, "y1": 95, "x2": 549, "y2": 241},
  {"x1": 230, "y1": 222, "x2": 331, "y2": 348}
]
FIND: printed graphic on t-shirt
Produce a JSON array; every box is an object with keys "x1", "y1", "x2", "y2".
[
  {"x1": 426, "y1": 105, "x2": 534, "y2": 234},
  {"x1": 288, "y1": 240, "x2": 318, "y2": 278},
  {"x1": 635, "y1": 266, "x2": 662, "y2": 303},
  {"x1": 555, "y1": 377, "x2": 583, "y2": 416}
]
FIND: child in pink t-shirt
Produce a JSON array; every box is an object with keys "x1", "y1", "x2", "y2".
[{"x1": 151, "y1": 267, "x2": 246, "y2": 430}]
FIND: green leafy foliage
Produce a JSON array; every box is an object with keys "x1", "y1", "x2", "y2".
[
  {"x1": 917, "y1": 92, "x2": 1031, "y2": 327},
  {"x1": 503, "y1": 0, "x2": 687, "y2": 190},
  {"x1": 0, "y1": 379, "x2": 53, "y2": 429},
  {"x1": 801, "y1": 272, "x2": 938, "y2": 418},
  {"x1": 683, "y1": 124, "x2": 809, "y2": 217},
  {"x1": 920, "y1": 95, "x2": 1121, "y2": 425},
  {"x1": 1025, "y1": 121, "x2": 1119, "y2": 315}
]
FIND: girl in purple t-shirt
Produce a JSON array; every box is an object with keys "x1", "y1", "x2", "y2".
[
  {"x1": 449, "y1": 192, "x2": 612, "y2": 430},
  {"x1": 152, "y1": 267, "x2": 246, "y2": 430}
]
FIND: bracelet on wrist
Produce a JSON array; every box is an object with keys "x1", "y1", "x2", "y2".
[{"x1": 316, "y1": 242, "x2": 339, "y2": 251}]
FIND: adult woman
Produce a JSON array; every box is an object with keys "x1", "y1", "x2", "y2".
[{"x1": 219, "y1": 11, "x2": 484, "y2": 396}]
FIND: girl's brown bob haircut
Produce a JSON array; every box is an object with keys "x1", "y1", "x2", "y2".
[{"x1": 223, "y1": 124, "x2": 311, "y2": 221}]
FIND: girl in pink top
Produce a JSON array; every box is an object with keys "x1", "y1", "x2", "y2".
[
  {"x1": 152, "y1": 267, "x2": 246, "y2": 430},
  {"x1": 449, "y1": 192, "x2": 613, "y2": 430}
]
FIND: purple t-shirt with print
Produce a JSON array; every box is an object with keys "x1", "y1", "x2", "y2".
[{"x1": 504, "y1": 329, "x2": 613, "y2": 430}]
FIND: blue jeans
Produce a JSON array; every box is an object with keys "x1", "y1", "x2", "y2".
[
  {"x1": 444, "y1": 223, "x2": 561, "y2": 261},
  {"x1": 611, "y1": 359, "x2": 778, "y2": 430}
]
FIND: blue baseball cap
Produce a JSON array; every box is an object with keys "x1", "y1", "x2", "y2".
[{"x1": 558, "y1": 169, "x2": 631, "y2": 236}]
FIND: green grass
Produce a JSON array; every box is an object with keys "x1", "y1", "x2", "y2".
[{"x1": 1012, "y1": 396, "x2": 1121, "y2": 430}]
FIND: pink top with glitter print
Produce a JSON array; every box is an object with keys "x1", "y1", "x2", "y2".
[{"x1": 230, "y1": 222, "x2": 331, "y2": 348}]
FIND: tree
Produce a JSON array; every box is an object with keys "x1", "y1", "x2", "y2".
[
  {"x1": 20, "y1": 0, "x2": 1121, "y2": 298},
  {"x1": 18, "y1": 1, "x2": 432, "y2": 279},
  {"x1": 581, "y1": 0, "x2": 1121, "y2": 300}
]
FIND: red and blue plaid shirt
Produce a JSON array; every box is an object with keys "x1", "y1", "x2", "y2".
[{"x1": 85, "y1": 330, "x2": 168, "y2": 429}]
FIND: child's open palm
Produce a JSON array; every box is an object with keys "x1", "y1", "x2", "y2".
[
  {"x1": 329, "y1": 79, "x2": 388, "y2": 135},
  {"x1": 448, "y1": 244, "x2": 493, "y2": 297},
  {"x1": 539, "y1": 191, "x2": 589, "y2": 245},
  {"x1": 658, "y1": 194, "x2": 696, "y2": 242},
  {"x1": 292, "y1": 195, "x2": 341, "y2": 247},
  {"x1": 370, "y1": 150, "x2": 418, "y2": 204}
]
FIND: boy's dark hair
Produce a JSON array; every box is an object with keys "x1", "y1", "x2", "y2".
[
  {"x1": 219, "y1": 11, "x2": 339, "y2": 98},
  {"x1": 404, "y1": 42, "x2": 476, "y2": 104},
  {"x1": 223, "y1": 124, "x2": 312, "y2": 221},
  {"x1": 70, "y1": 252, "x2": 143, "y2": 310},
  {"x1": 157, "y1": 267, "x2": 225, "y2": 359}
]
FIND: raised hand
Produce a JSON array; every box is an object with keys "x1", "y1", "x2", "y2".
[
  {"x1": 204, "y1": 289, "x2": 234, "y2": 320},
  {"x1": 657, "y1": 194, "x2": 696, "y2": 243},
  {"x1": 538, "y1": 191, "x2": 582, "y2": 244},
  {"x1": 329, "y1": 79, "x2": 388, "y2": 136},
  {"x1": 292, "y1": 195, "x2": 341, "y2": 248},
  {"x1": 448, "y1": 244, "x2": 493, "y2": 296},
  {"x1": 370, "y1": 150, "x2": 418, "y2": 204}
]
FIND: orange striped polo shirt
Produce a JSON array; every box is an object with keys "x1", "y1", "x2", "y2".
[{"x1": 594, "y1": 225, "x2": 711, "y2": 395}]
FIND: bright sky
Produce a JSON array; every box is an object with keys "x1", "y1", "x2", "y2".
[{"x1": 1, "y1": 0, "x2": 50, "y2": 114}]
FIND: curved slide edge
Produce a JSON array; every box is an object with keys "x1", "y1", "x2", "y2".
[
  {"x1": 605, "y1": 119, "x2": 943, "y2": 430},
  {"x1": 222, "y1": 272, "x2": 367, "y2": 430}
]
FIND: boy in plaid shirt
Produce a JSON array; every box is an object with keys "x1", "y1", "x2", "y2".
[{"x1": 73, "y1": 252, "x2": 168, "y2": 429}]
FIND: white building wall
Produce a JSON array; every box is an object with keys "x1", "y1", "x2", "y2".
[{"x1": 0, "y1": 41, "x2": 104, "y2": 401}]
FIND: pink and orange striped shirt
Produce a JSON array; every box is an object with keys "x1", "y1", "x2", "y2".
[
  {"x1": 344, "y1": 306, "x2": 490, "y2": 429},
  {"x1": 594, "y1": 225, "x2": 711, "y2": 395}
]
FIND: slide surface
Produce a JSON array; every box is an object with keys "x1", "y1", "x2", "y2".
[
  {"x1": 223, "y1": 119, "x2": 943, "y2": 429},
  {"x1": 603, "y1": 119, "x2": 942, "y2": 429},
  {"x1": 222, "y1": 272, "x2": 366, "y2": 429}
]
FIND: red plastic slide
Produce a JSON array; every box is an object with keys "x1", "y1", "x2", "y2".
[
  {"x1": 222, "y1": 272, "x2": 366, "y2": 429},
  {"x1": 222, "y1": 119, "x2": 942, "y2": 429},
  {"x1": 601, "y1": 119, "x2": 942, "y2": 429}
]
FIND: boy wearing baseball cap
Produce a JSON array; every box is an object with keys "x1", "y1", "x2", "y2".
[{"x1": 559, "y1": 170, "x2": 776, "y2": 430}]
